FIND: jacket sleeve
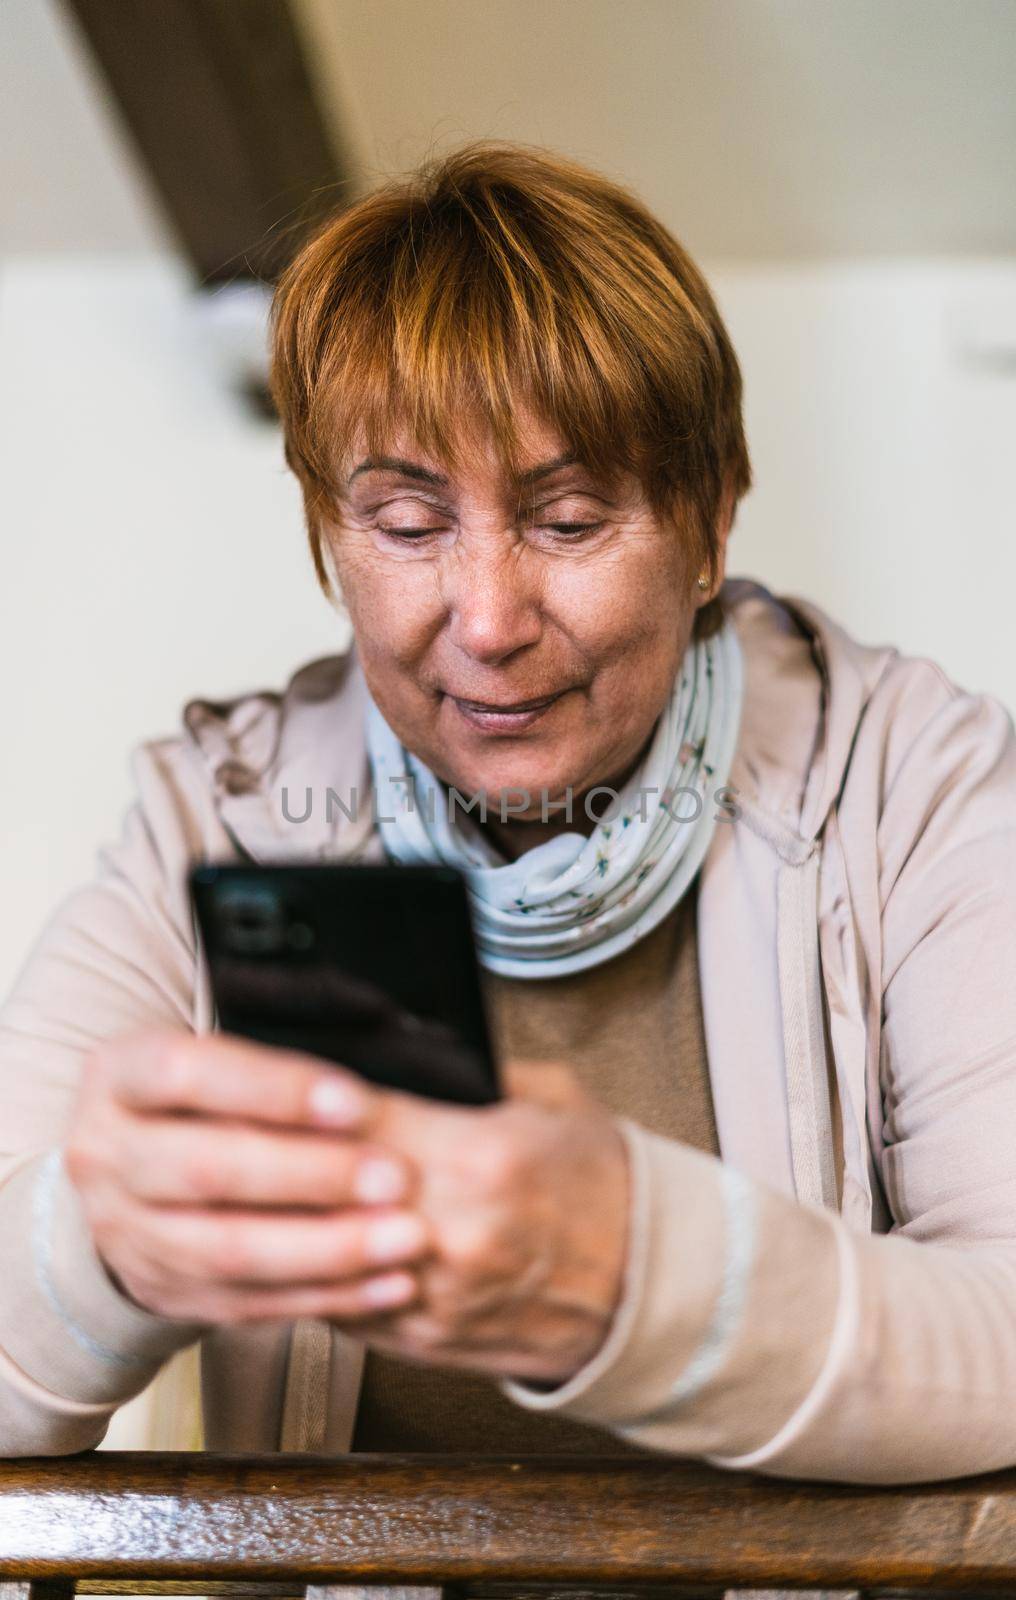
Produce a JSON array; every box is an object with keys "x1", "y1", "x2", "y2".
[
  {"x1": 0, "y1": 741, "x2": 212, "y2": 1456},
  {"x1": 504, "y1": 667, "x2": 1016, "y2": 1484}
]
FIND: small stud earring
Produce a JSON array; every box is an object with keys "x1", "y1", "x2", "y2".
[{"x1": 696, "y1": 573, "x2": 710, "y2": 591}]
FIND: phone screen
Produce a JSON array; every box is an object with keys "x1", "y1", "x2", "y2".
[{"x1": 190, "y1": 862, "x2": 500, "y2": 1105}]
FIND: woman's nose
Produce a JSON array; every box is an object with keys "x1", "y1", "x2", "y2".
[{"x1": 443, "y1": 547, "x2": 543, "y2": 665}]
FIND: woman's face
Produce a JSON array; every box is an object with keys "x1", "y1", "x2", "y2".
[{"x1": 327, "y1": 415, "x2": 724, "y2": 819}]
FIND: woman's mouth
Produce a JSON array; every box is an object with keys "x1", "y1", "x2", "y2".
[{"x1": 447, "y1": 690, "x2": 564, "y2": 733}]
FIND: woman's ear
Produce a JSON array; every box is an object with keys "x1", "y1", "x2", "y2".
[
  {"x1": 691, "y1": 485, "x2": 735, "y2": 639},
  {"x1": 713, "y1": 478, "x2": 736, "y2": 574}
]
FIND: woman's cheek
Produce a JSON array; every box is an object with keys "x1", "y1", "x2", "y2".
[
  {"x1": 339, "y1": 552, "x2": 442, "y2": 660},
  {"x1": 549, "y1": 534, "x2": 682, "y2": 643}
]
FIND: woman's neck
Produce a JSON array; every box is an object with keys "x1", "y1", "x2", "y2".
[
  {"x1": 478, "y1": 807, "x2": 594, "y2": 861},
  {"x1": 476, "y1": 749, "x2": 646, "y2": 863}
]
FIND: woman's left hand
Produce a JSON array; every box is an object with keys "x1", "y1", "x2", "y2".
[{"x1": 341, "y1": 1060, "x2": 630, "y2": 1385}]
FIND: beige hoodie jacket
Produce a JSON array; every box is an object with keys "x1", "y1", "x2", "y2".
[{"x1": 3, "y1": 575, "x2": 1016, "y2": 1484}]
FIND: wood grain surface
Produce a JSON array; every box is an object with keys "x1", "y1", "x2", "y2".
[{"x1": 2, "y1": 1454, "x2": 1016, "y2": 1590}]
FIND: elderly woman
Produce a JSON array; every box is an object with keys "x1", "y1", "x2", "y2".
[{"x1": 2, "y1": 144, "x2": 1016, "y2": 1484}]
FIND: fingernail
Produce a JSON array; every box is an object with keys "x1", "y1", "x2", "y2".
[
  {"x1": 354, "y1": 1158, "x2": 406, "y2": 1205},
  {"x1": 368, "y1": 1213, "x2": 427, "y2": 1263},
  {"x1": 364, "y1": 1271, "x2": 417, "y2": 1309},
  {"x1": 310, "y1": 1076, "x2": 364, "y2": 1127}
]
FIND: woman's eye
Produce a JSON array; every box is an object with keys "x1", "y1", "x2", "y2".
[
  {"x1": 377, "y1": 524, "x2": 444, "y2": 540},
  {"x1": 543, "y1": 521, "x2": 603, "y2": 538},
  {"x1": 374, "y1": 518, "x2": 603, "y2": 541}
]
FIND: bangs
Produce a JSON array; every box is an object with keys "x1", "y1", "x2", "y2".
[{"x1": 270, "y1": 143, "x2": 751, "y2": 605}]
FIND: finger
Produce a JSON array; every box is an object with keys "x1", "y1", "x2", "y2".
[
  {"x1": 103, "y1": 1029, "x2": 376, "y2": 1131},
  {"x1": 224, "y1": 1270, "x2": 421, "y2": 1322},
  {"x1": 110, "y1": 1250, "x2": 420, "y2": 1324},
  {"x1": 129, "y1": 1201, "x2": 431, "y2": 1286},
  {"x1": 117, "y1": 1114, "x2": 413, "y2": 1208}
]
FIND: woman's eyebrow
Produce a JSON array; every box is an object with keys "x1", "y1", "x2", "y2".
[
  {"x1": 347, "y1": 457, "x2": 448, "y2": 487},
  {"x1": 515, "y1": 455, "x2": 618, "y2": 504},
  {"x1": 346, "y1": 452, "x2": 588, "y2": 493},
  {"x1": 515, "y1": 453, "x2": 579, "y2": 486}
]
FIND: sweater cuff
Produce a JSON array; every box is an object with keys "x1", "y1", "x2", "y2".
[
  {"x1": 0, "y1": 1150, "x2": 202, "y2": 1405},
  {"x1": 502, "y1": 1121, "x2": 843, "y2": 1461}
]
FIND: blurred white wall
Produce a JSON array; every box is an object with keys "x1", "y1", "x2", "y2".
[
  {"x1": 715, "y1": 258, "x2": 1016, "y2": 692},
  {"x1": 296, "y1": 0, "x2": 1016, "y2": 259},
  {"x1": 0, "y1": 254, "x2": 346, "y2": 990}
]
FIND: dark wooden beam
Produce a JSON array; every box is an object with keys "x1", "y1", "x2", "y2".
[
  {"x1": 62, "y1": 0, "x2": 351, "y2": 283},
  {"x1": 5, "y1": 1453, "x2": 1016, "y2": 1590}
]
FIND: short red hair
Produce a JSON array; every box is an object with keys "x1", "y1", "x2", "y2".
[{"x1": 270, "y1": 142, "x2": 751, "y2": 637}]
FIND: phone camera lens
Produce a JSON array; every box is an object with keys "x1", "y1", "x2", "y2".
[{"x1": 218, "y1": 884, "x2": 287, "y2": 954}]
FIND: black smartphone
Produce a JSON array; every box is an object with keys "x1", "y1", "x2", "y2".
[{"x1": 189, "y1": 862, "x2": 500, "y2": 1105}]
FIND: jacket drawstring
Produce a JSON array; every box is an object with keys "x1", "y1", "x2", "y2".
[
  {"x1": 728, "y1": 855, "x2": 854, "y2": 1600},
  {"x1": 279, "y1": 1319, "x2": 333, "y2": 1452},
  {"x1": 776, "y1": 849, "x2": 839, "y2": 1211}
]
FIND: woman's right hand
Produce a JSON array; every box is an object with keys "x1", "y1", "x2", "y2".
[{"x1": 63, "y1": 1028, "x2": 432, "y2": 1325}]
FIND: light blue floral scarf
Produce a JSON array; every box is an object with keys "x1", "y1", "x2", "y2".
[{"x1": 364, "y1": 616, "x2": 744, "y2": 977}]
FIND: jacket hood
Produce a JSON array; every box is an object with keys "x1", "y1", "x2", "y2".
[
  {"x1": 181, "y1": 575, "x2": 899, "y2": 865},
  {"x1": 720, "y1": 577, "x2": 896, "y2": 848}
]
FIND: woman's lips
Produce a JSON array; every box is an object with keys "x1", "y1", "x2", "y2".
[{"x1": 447, "y1": 689, "x2": 564, "y2": 733}]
